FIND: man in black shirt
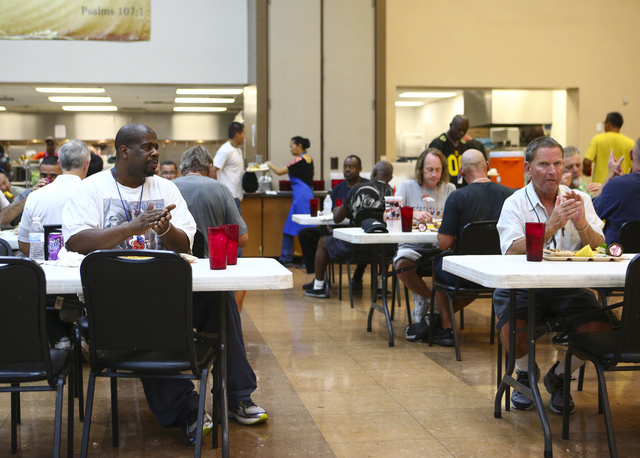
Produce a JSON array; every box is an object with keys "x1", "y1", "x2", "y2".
[
  {"x1": 304, "y1": 161, "x2": 393, "y2": 298},
  {"x1": 406, "y1": 149, "x2": 514, "y2": 345},
  {"x1": 429, "y1": 115, "x2": 470, "y2": 189}
]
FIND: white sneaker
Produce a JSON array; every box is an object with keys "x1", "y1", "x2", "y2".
[
  {"x1": 411, "y1": 293, "x2": 431, "y2": 323},
  {"x1": 54, "y1": 337, "x2": 72, "y2": 350}
]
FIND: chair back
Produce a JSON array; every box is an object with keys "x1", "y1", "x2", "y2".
[
  {"x1": 43, "y1": 224, "x2": 62, "y2": 260},
  {"x1": 354, "y1": 208, "x2": 385, "y2": 227},
  {"x1": 0, "y1": 257, "x2": 54, "y2": 385},
  {"x1": 192, "y1": 227, "x2": 205, "y2": 258},
  {"x1": 80, "y1": 250, "x2": 197, "y2": 373},
  {"x1": 615, "y1": 253, "x2": 640, "y2": 364},
  {"x1": 0, "y1": 238, "x2": 12, "y2": 256},
  {"x1": 619, "y1": 220, "x2": 640, "y2": 253},
  {"x1": 458, "y1": 220, "x2": 501, "y2": 255}
]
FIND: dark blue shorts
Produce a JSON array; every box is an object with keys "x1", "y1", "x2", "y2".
[
  {"x1": 326, "y1": 236, "x2": 354, "y2": 259},
  {"x1": 493, "y1": 288, "x2": 610, "y2": 331}
]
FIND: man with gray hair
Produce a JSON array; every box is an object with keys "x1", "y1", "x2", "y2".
[
  {"x1": 18, "y1": 139, "x2": 90, "y2": 255},
  {"x1": 561, "y1": 146, "x2": 602, "y2": 198},
  {"x1": 494, "y1": 136, "x2": 610, "y2": 415},
  {"x1": 172, "y1": 145, "x2": 268, "y2": 426}
]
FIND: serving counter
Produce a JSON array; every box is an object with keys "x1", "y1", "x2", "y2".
[{"x1": 240, "y1": 191, "x2": 328, "y2": 257}]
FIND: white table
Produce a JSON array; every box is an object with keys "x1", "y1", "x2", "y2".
[
  {"x1": 333, "y1": 227, "x2": 440, "y2": 346},
  {"x1": 292, "y1": 213, "x2": 348, "y2": 225},
  {"x1": 0, "y1": 229, "x2": 19, "y2": 251},
  {"x1": 442, "y1": 254, "x2": 633, "y2": 458},
  {"x1": 42, "y1": 257, "x2": 293, "y2": 295},
  {"x1": 40, "y1": 256, "x2": 291, "y2": 457},
  {"x1": 333, "y1": 227, "x2": 439, "y2": 245}
]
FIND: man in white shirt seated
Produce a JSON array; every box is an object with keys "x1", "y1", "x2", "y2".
[{"x1": 494, "y1": 136, "x2": 611, "y2": 415}]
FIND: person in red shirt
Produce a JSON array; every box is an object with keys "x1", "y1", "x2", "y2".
[{"x1": 32, "y1": 136, "x2": 58, "y2": 160}]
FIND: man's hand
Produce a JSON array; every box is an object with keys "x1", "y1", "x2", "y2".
[
  {"x1": 587, "y1": 182, "x2": 602, "y2": 198},
  {"x1": 561, "y1": 172, "x2": 572, "y2": 187},
  {"x1": 32, "y1": 178, "x2": 50, "y2": 191},
  {"x1": 129, "y1": 202, "x2": 173, "y2": 235},
  {"x1": 413, "y1": 210, "x2": 433, "y2": 224},
  {"x1": 607, "y1": 149, "x2": 624, "y2": 178},
  {"x1": 151, "y1": 204, "x2": 176, "y2": 235},
  {"x1": 546, "y1": 192, "x2": 584, "y2": 234}
]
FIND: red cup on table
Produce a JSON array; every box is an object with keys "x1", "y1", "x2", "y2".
[
  {"x1": 309, "y1": 198, "x2": 319, "y2": 217},
  {"x1": 335, "y1": 198, "x2": 343, "y2": 207},
  {"x1": 400, "y1": 206, "x2": 414, "y2": 232},
  {"x1": 221, "y1": 224, "x2": 239, "y2": 265},
  {"x1": 525, "y1": 222, "x2": 545, "y2": 262},
  {"x1": 207, "y1": 226, "x2": 228, "y2": 270}
]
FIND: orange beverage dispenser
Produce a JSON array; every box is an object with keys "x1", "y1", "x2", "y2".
[{"x1": 489, "y1": 151, "x2": 525, "y2": 189}]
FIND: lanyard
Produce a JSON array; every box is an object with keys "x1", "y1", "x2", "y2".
[{"x1": 111, "y1": 168, "x2": 144, "y2": 222}]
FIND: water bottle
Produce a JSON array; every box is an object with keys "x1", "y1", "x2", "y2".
[
  {"x1": 29, "y1": 216, "x2": 45, "y2": 263},
  {"x1": 323, "y1": 194, "x2": 332, "y2": 216}
]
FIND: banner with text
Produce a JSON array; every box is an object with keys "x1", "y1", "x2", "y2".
[{"x1": 0, "y1": 0, "x2": 150, "y2": 41}]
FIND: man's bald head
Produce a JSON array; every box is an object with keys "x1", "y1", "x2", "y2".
[
  {"x1": 448, "y1": 115, "x2": 469, "y2": 142},
  {"x1": 371, "y1": 160, "x2": 393, "y2": 183},
  {"x1": 459, "y1": 149, "x2": 488, "y2": 184}
]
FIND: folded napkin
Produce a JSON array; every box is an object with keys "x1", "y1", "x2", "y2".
[{"x1": 52, "y1": 247, "x2": 85, "y2": 267}]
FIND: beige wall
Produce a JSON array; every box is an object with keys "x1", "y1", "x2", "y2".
[{"x1": 385, "y1": 0, "x2": 640, "y2": 159}]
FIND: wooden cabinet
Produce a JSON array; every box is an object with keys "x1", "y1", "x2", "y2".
[{"x1": 241, "y1": 192, "x2": 325, "y2": 258}]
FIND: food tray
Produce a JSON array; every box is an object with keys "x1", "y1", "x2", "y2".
[{"x1": 542, "y1": 254, "x2": 624, "y2": 262}]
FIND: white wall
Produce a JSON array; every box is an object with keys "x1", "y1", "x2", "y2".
[
  {"x1": 268, "y1": 0, "x2": 321, "y2": 183},
  {"x1": 491, "y1": 90, "x2": 553, "y2": 125},
  {"x1": 0, "y1": 0, "x2": 248, "y2": 85},
  {"x1": 323, "y1": 0, "x2": 375, "y2": 176}
]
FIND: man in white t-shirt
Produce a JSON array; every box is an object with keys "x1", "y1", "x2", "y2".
[
  {"x1": 18, "y1": 140, "x2": 90, "y2": 256},
  {"x1": 213, "y1": 122, "x2": 245, "y2": 213}
]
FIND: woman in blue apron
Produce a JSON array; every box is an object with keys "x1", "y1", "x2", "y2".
[{"x1": 267, "y1": 136, "x2": 314, "y2": 266}]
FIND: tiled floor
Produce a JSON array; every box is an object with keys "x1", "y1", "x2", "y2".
[{"x1": 3, "y1": 265, "x2": 640, "y2": 456}]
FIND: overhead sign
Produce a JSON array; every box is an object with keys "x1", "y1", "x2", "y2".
[{"x1": 0, "y1": 0, "x2": 150, "y2": 41}]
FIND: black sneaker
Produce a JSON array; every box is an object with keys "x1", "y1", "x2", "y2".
[
  {"x1": 279, "y1": 259, "x2": 293, "y2": 267},
  {"x1": 552, "y1": 332, "x2": 569, "y2": 346},
  {"x1": 433, "y1": 328, "x2": 454, "y2": 347},
  {"x1": 294, "y1": 262, "x2": 306, "y2": 269},
  {"x1": 405, "y1": 316, "x2": 430, "y2": 342},
  {"x1": 305, "y1": 288, "x2": 329, "y2": 299},
  {"x1": 511, "y1": 364, "x2": 540, "y2": 411},
  {"x1": 350, "y1": 280, "x2": 363, "y2": 292},
  {"x1": 302, "y1": 280, "x2": 315, "y2": 290},
  {"x1": 185, "y1": 411, "x2": 213, "y2": 445},
  {"x1": 544, "y1": 361, "x2": 575, "y2": 414}
]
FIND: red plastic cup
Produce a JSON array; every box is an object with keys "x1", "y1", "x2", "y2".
[
  {"x1": 309, "y1": 198, "x2": 319, "y2": 217},
  {"x1": 207, "y1": 226, "x2": 227, "y2": 270},
  {"x1": 335, "y1": 198, "x2": 343, "y2": 207},
  {"x1": 525, "y1": 222, "x2": 545, "y2": 262},
  {"x1": 400, "y1": 206, "x2": 414, "y2": 232},
  {"x1": 221, "y1": 224, "x2": 239, "y2": 265}
]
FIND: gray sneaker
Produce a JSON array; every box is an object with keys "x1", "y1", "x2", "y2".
[
  {"x1": 511, "y1": 363, "x2": 540, "y2": 411},
  {"x1": 544, "y1": 361, "x2": 575, "y2": 414},
  {"x1": 229, "y1": 400, "x2": 268, "y2": 425}
]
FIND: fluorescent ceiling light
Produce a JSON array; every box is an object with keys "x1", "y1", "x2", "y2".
[
  {"x1": 0, "y1": 106, "x2": 5, "y2": 111},
  {"x1": 173, "y1": 107, "x2": 227, "y2": 112},
  {"x1": 174, "y1": 97, "x2": 234, "y2": 104},
  {"x1": 176, "y1": 88, "x2": 243, "y2": 95},
  {"x1": 36, "y1": 87, "x2": 105, "y2": 94},
  {"x1": 62, "y1": 106, "x2": 118, "y2": 112},
  {"x1": 395, "y1": 101, "x2": 424, "y2": 107},
  {"x1": 399, "y1": 92, "x2": 457, "y2": 98},
  {"x1": 49, "y1": 96, "x2": 112, "y2": 103}
]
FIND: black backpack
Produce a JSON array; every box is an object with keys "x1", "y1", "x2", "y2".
[{"x1": 242, "y1": 171, "x2": 258, "y2": 193}]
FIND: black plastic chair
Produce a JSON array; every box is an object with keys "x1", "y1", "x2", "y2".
[
  {"x1": 0, "y1": 257, "x2": 75, "y2": 457},
  {"x1": 0, "y1": 237, "x2": 12, "y2": 256},
  {"x1": 193, "y1": 227, "x2": 206, "y2": 258},
  {"x1": 562, "y1": 253, "x2": 640, "y2": 458},
  {"x1": 428, "y1": 221, "x2": 500, "y2": 361},
  {"x1": 619, "y1": 220, "x2": 640, "y2": 252},
  {"x1": 79, "y1": 250, "x2": 223, "y2": 457}
]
